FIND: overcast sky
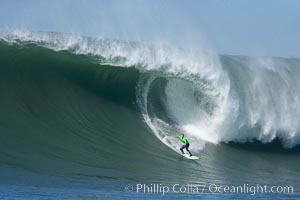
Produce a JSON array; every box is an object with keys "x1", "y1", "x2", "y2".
[{"x1": 0, "y1": 0, "x2": 299, "y2": 57}]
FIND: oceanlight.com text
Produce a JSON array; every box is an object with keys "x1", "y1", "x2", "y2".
[{"x1": 124, "y1": 183, "x2": 294, "y2": 195}]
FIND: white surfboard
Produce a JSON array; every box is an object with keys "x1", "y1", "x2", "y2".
[{"x1": 181, "y1": 153, "x2": 199, "y2": 160}]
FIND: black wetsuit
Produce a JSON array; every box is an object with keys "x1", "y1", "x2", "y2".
[{"x1": 180, "y1": 143, "x2": 192, "y2": 156}]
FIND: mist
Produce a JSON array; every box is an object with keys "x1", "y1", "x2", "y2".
[{"x1": 0, "y1": 0, "x2": 299, "y2": 57}]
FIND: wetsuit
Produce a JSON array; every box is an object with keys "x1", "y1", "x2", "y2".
[{"x1": 176, "y1": 135, "x2": 192, "y2": 156}]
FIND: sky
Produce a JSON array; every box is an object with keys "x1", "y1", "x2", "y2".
[{"x1": 0, "y1": 0, "x2": 299, "y2": 57}]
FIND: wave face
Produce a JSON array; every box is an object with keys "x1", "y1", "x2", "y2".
[{"x1": 0, "y1": 31, "x2": 300, "y2": 180}]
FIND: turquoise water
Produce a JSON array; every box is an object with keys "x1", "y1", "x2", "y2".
[{"x1": 0, "y1": 32, "x2": 299, "y2": 199}]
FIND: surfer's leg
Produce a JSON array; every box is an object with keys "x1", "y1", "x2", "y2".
[
  {"x1": 185, "y1": 144, "x2": 192, "y2": 156},
  {"x1": 180, "y1": 145, "x2": 185, "y2": 154}
]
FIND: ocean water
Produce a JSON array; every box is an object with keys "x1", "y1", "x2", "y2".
[{"x1": 0, "y1": 31, "x2": 299, "y2": 199}]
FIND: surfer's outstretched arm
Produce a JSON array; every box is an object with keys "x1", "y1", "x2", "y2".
[{"x1": 176, "y1": 135, "x2": 184, "y2": 143}]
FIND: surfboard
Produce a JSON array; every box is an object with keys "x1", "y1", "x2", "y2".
[{"x1": 182, "y1": 153, "x2": 199, "y2": 160}]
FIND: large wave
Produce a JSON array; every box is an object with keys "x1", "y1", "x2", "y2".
[{"x1": 1, "y1": 30, "x2": 300, "y2": 154}]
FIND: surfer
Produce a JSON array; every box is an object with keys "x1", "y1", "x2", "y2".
[{"x1": 176, "y1": 134, "x2": 192, "y2": 156}]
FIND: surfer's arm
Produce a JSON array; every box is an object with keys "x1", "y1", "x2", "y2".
[{"x1": 176, "y1": 135, "x2": 184, "y2": 142}]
